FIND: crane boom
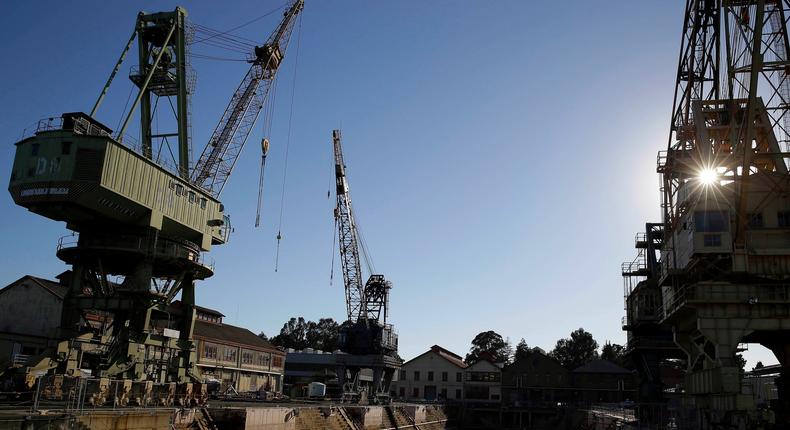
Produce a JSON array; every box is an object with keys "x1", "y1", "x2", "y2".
[
  {"x1": 192, "y1": 0, "x2": 303, "y2": 196},
  {"x1": 333, "y1": 130, "x2": 366, "y2": 322},
  {"x1": 332, "y1": 130, "x2": 391, "y2": 325}
]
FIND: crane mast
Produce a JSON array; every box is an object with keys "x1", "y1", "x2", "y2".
[{"x1": 192, "y1": 0, "x2": 303, "y2": 197}]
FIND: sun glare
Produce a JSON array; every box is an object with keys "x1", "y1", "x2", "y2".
[{"x1": 698, "y1": 168, "x2": 718, "y2": 186}]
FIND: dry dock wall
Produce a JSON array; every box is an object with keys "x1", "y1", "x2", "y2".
[{"x1": 0, "y1": 404, "x2": 449, "y2": 430}]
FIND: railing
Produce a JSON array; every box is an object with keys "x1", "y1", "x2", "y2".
[
  {"x1": 12, "y1": 353, "x2": 31, "y2": 366},
  {"x1": 57, "y1": 233, "x2": 214, "y2": 272},
  {"x1": 14, "y1": 114, "x2": 192, "y2": 178},
  {"x1": 656, "y1": 150, "x2": 668, "y2": 172},
  {"x1": 626, "y1": 335, "x2": 677, "y2": 351},
  {"x1": 28, "y1": 374, "x2": 209, "y2": 412}
]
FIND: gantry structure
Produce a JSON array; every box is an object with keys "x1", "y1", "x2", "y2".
[
  {"x1": 6, "y1": 2, "x2": 302, "y2": 401},
  {"x1": 622, "y1": 0, "x2": 790, "y2": 427}
]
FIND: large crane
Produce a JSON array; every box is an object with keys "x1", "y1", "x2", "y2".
[
  {"x1": 621, "y1": 0, "x2": 790, "y2": 426},
  {"x1": 5, "y1": 2, "x2": 303, "y2": 403},
  {"x1": 331, "y1": 130, "x2": 400, "y2": 404},
  {"x1": 333, "y1": 130, "x2": 390, "y2": 325}
]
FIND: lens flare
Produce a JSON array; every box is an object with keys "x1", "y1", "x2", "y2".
[{"x1": 698, "y1": 168, "x2": 718, "y2": 186}]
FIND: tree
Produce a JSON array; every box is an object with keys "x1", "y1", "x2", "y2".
[
  {"x1": 736, "y1": 353, "x2": 747, "y2": 373},
  {"x1": 305, "y1": 318, "x2": 340, "y2": 351},
  {"x1": 514, "y1": 338, "x2": 533, "y2": 361},
  {"x1": 269, "y1": 317, "x2": 341, "y2": 351},
  {"x1": 269, "y1": 317, "x2": 309, "y2": 350},
  {"x1": 258, "y1": 331, "x2": 268, "y2": 341},
  {"x1": 601, "y1": 342, "x2": 626, "y2": 366},
  {"x1": 754, "y1": 361, "x2": 764, "y2": 370},
  {"x1": 465, "y1": 331, "x2": 511, "y2": 364},
  {"x1": 550, "y1": 328, "x2": 599, "y2": 369}
]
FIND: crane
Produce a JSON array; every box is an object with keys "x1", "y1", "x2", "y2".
[
  {"x1": 331, "y1": 130, "x2": 400, "y2": 404},
  {"x1": 192, "y1": 0, "x2": 303, "y2": 197},
  {"x1": 5, "y1": 2, "x2": 304, "y2": 395},
  {"x1": 333, "y1": 129, "x2": 390, "y2": 325}
]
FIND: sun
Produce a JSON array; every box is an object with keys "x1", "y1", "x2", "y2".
[{"x1": 698, "y1": 168, "x2": 718, "y2": 186}]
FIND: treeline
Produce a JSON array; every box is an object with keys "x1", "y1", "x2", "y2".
[
  {"x1": 464, "y1": 328, "x2": 626, "y2": 369},
  {"x1": 259, "y1": 317, "x2": 342, "y2": 352},
  {"x1": 260, "y1": 318, "x2": 625, "y2": 370}
]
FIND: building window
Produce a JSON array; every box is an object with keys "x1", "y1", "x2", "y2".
[
  {"x1": 223, "y1": 346, "x2": 237, "y2": 362},
  {"x1": 399, "y1": 370, "x2": 406, "y2": 380},
  {"x1": 414, "y1": 371, "x2": 420, "y2": 381},
  {"x1": 242, "y1": 350, "x2": 254, "y2": 365},
  {"x1": 456, "y1": 372, "x2": 462, "y2": 382},
  {"x1": 399, "y1": 387, "x2": 405, "y2": 398},
  {"x1": 748, "y1": 212, "x2": 764, "y2": 228},
  {"x1": 466, "y1": 371, "x2": 501, "y2": 382},
  {"x1": 703, "y1": 234, "x2": 722, "y2": 247},
  {"x1": 779, "y1": 211, "x2": 790, "y2": 228},
  {"x1": 32, "y1": 143, "x2": 40, "y2": 156},
  {"x1": 428, "y1": 371, "x2": 434, "y2": 381},
  {"x1": 455, "y1": 389, "x2": 462, "y2": 399},
  {"x1": 256, "y1": 352, "x2": 271, "y2": 367},
  {"x1": 272, "y1": 355, "x2": 284, "y2": 368},
  {"x1": 442, "y1": 371, "x2": 448, "y2": 382},
  {"x1": 188, "y1": 191, "x2": 196, "y2": 204},
  {"x1": 694, "y1": 211, "x2": 728, "y2": 232},
  {"x1": 440, "y1": 388, "x2": 447, "y2": 399},
  {"x1": 203, "y1": 344, "x2": 218, "y2": 360},
  {"x1": 62, "y1": 142, "x2": 72, "y2": 155},
  {"x1": 175, "y1": 184, "x2": 184, "y2": 197},
  {"x1": 413, "y1": 387, "x2": 419, "y2": 398},
  {"x1": 200, "y1": 198, "x2": 207, "y2": 209}
]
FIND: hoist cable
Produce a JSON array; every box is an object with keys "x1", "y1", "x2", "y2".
[
  {"x1": 190, "y1": 4, "x2": 286, "y2": 46},
  {"x1": 274, "y1": 15, "x2": 302, "y2": 272},
  {"x1": 330, "y1": 217, "x2": 337, "y2": 286}
]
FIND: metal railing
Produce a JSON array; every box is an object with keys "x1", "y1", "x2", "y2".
[
  {"x1": 57, "y1": 233, "x2": 215, "y2": 273},
  {"x1": 28, "y1": 375, "x2": 208, "y2": 413},
  {"x1": 11, "y1": 353, "x2": 31, "y2": 367}
]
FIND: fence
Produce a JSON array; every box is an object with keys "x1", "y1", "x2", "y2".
[{"x1": 28, "y1": 375, "x2": 207, "y2": 413}]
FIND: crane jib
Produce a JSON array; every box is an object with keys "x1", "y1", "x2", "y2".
[{"x1": 191, "y1": 0, "x2": 303, "y2": 197}]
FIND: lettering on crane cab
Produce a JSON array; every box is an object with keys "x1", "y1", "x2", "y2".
[
  {"x1": 20, "y1": 187, "x2": 69, "y2": 197},
  {"x1": 35, "y1": 157, "x2": 62, "y2": 176}
]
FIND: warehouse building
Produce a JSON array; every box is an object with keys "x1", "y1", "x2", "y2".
[
  {"x1": 0, "y1": 274, "x2": 284, "y2": 394},
  {"x1": 172, "y1": 303, "x2": 286, "y2": 394},
  {"x1": 391, "y1": 345, "x2": 467, "y2": 401},
  {"x1": 0, "y1": 275, "x2": 67, "y2": 368}
]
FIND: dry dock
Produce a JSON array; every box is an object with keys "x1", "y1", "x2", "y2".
[{"x1": 0, "y1": 403, "x2": 451, "y2": 430}]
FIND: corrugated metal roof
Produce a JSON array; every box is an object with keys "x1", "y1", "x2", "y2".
[{"x1": 193, "y1": 320, "x2": 281, "y2": 353}]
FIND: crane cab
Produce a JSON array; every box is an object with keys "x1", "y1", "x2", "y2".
[
  {"x1": 9, "y1": 112, "x2": 229, "y2": 251},
  {"x1": 253, "y1": 44, "x2": 283, "y2": 71}
]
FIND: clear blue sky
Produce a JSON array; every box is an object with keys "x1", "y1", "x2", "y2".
[{"x1": 0, "y1": 1, "x2": 776, "y2": 367}]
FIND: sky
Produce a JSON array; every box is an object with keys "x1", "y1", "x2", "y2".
[{"x1": 0, "y1": 1, "x2": 777, "y2": 368}]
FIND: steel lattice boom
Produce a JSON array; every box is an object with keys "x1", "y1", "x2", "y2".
[
  {"x1": 192, "y1": 0, "x2": 303, "y2": 197},
  {"x1": 333, "y1": 130, "x2": 366, "y2": 322},
  {"x1": 332, "y1": 130, "x2": 390, "y2": 324}
]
